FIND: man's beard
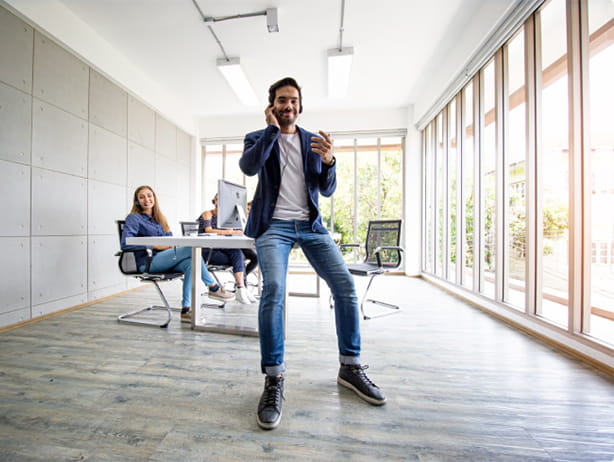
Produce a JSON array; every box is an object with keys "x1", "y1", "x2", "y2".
[{"x1": 278, "y1": 110, "x2": 296, "y2": 126}]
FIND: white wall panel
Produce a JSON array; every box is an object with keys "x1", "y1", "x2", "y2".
[
  {"x1": 88, "y1": 180, "x2": 126, "y2": 235},
  {"x1": 0, "y1": 160, "x2": 30, "y2": 236},
  {"x1": 31, "y1": 235, "x2": 86, "y2": 306},
  {"x1": 88, "y1": 235, "x2": 124, "y2": 292},
  {"x1": 177, "y1": 163, "x2": 191, "y2": 207},
  {"x1": 0, "y1": 81, "x2": 31, "y2": 164},
  {"x1": 32, "y1": 98, "x2": 87, "y2": 177},
  {"x1": 127, "y1": 141, "x2": 155, "y2": 189},
  {"x1": 89, "y1": 124, "x2": 127, "y2": 185},
  {"x1": 33, "y1": 31, "x2": 88, "y2": 119},
  {"x1": 32, "y1": 168, "x2": 87, "y2": 236},
  {"x1": 164, "y1": 205, "x2": 180, "y2": 237},
  {"x1": 31, "y1": 294, "x2": 86, "y2": 318},
  {"x1": 89, "y1": 70, "x2": 127, "y2": 137},
  {"x1": 0, "y1": 3, "x2": 196, "y2": 328},
  {"x1": 0, "y1": 7, "x2": 33, "y2": 93},
  {"x1": 0, "y1": 307, "x2": 30, "y2": 328},
  {"x1": 155, "y1": 154, "x2": 178, "y2": 202},
  {"x1": 88, "y1": 282, "x2": 127, "y2": 303},
  {"x1": 155, "y1": 113, "x2": 176, "y2": 159},
  {"x1": 123, "y1": 189, "x2": 135, "y2": 218},
  {"x1": 177, "y1": 129, "x2": 191, "y2": 165},
  {"x1": 128, "y1": 95, "x2": 155, "y2": 150},
  {"x1": 176, "y1": 163, "x2": 191, "y2": 223},
  {"x1": 0, "y1": 237, "x2": 30, "y2": 313}
]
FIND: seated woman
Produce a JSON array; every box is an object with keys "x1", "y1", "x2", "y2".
[
  {"x1": 122, "y1": 185, "x2": 234, "y2": 322},
  {"x1": 197, "y1": 194, "x2": 257, "y2": 304}
]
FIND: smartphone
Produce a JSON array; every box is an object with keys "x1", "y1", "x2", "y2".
[{"x1": 269, "y1": 105, "x2": 279, "y2": 121}]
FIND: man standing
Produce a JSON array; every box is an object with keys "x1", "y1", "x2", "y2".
[{"x1": 239, "y1": 77, "x2": 386, "y2": 430}]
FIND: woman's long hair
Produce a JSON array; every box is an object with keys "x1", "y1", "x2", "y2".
[{"x1": 131, "y1": 185, "x2": 170, "y2": 232}]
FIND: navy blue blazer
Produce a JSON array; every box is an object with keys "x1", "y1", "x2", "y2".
[{"x1": 239, "y1": 124, "x2": 337, "y2": 239}]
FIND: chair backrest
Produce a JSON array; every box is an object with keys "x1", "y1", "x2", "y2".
[
  {"x1": 116, "y1": 220, "x2": 125, "y2": 246},
  {"x1": 115, "y1": 219, "x2": 141, "y2": 274},
  {"x1": 364, "y1": 220, "x2": 402, "y2": 268},
  {"x1": 180, "y1": 221, "x2": 200, "y2": 236}
]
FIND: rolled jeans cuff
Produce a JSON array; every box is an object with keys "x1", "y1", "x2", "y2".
[
  {"x1": 339, "y1": 354, "x2": 361, "y2": 366},
  {"x1": 263, "y1": 363, "x2": 286, "y2": 376}
]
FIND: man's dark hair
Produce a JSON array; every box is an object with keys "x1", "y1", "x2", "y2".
[{"x1": 268, "y1": 77, "x2": 303, "y2": 113}]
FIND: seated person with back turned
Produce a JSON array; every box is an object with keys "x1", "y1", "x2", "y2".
[
  {"x1": 197, "y1": 193, "x2": 257, "y2": 304},
  {"x1": 122, "y1": 185, "x2": 234, "y2": 323}
]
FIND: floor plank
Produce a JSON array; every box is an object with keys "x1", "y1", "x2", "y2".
[{"x1": 0, "y1": 276, "x2": 612, "y2": 461}]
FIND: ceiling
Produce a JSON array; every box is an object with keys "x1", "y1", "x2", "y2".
[{"x1": 43, "y1": 0, "x2": 511, "y2": 120}]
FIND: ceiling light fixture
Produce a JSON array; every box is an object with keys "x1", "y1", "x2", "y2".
[
  {"x1": 216, "y1": 58, "x2": 259, "y2": 106},
  {"x1": 328, "y1": 0, "x2": 353, "y2": 99},
  {"x1": 192, "y1": 1, "x2": 277, "y2": 105},
  {"x1": 328, "y1": 47, "x2": 353, "y2": 99}
]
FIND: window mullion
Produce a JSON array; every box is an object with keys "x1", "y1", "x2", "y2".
[{"x1": 496, "y1": 48, "x2": 506, "y2": 303}]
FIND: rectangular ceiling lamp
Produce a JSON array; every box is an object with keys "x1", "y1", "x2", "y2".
[
  {"x1": 327, "y1": 47, "x2": 353, "y2": 99},
  {"x1": 217, "y1": 57, "x2": 259, "y2": 106}
]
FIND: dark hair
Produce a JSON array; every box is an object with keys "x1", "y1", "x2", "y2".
[{"x1": 268, "y1": 77, "x2": 303, "y2": 113}]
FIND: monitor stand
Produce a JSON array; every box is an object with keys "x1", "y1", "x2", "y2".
[{"x1": 236, "y1": 204, "x2": 247, "y2": 230}]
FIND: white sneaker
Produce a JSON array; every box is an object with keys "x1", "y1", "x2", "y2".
[
  {"x1": 236, "y1": 287, "x2": 252, "y2": 304},
  {"x1": 246, "y1": 287, "x2": 258, "y2": 303}
]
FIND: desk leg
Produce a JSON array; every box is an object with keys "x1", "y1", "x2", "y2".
[
  {"x1": 191, "y1": 246, "x2": 202, "y2": 329},
  {"x1": 190, "y1": 245, "x2": 258, "y2": 337}
]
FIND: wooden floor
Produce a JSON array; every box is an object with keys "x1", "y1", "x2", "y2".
[{"x1": 0, "y1": 276, "x2": 612, "y2": 462}]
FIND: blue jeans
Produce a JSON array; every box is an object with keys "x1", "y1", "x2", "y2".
[
  {"x1": 255, "y1": 220, "x2": 361, "y2": 376},
  {"x1": 202, "y1": 248, "x2": 245, "y2": 273},
  {"x1": 146, "y1": 246, "x2": 215, "y2": 307}
]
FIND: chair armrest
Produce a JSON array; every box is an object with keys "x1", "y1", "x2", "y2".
[
  {"x1": 373, "y1": 246, "x2": 404, "y2": 268},
  {"x1": 374, "y1": 245, "x2": 404, "y2": 253}
]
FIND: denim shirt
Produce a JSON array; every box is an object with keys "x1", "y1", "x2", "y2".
[
  {"x1": 239, "y1": 124, "x2": 336, "y2": 239},
  {"x1": 121, "y1": 213, "x2": 172, "y2": 269}
]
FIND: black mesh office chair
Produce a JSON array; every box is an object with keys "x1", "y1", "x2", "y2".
[
  {"x1": 333, "y1": 219, "x2": 404, "y2": 320},
  {"x1": 115, "y1": 220, "x2": 183, "y2": 328}
]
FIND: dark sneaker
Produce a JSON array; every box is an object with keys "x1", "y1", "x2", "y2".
[
  {"x1": 257, "y1": 375, "x2": 284, "y2": 430},
  {"x1": 337, "y1": 364, "x2": 386, "y2": 405},
  {"x1": 180, "y1": 310, "x2": 192, "y2": 323}
]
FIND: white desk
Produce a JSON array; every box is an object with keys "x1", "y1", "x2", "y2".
[{"x1": 126, "y1": 234, "x2": 258, "y2": 336}]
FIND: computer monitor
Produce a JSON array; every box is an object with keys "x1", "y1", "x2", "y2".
[{"x1": 217, "y1": 179, "x2": 247, "y2": 230}]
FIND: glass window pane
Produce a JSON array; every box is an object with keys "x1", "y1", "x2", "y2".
[
  {"x1": 538, "y1": 0, "x2": 569, "y2": 327},
  {"x1": 425, "y1": 124, "x2": 435, "y2": 273},
  {"x1": 504, "y1": 28, "x2": 527, "y2": 310},
  {"x1": 448, "y1": 101, "x2": 457, "y2": 282},
  {"x1": 436, "y1": 113, "x2": 445, "y2": 277},
  {"x1": 332, "y1": 139, "x2": 355, "y2": 245},
  {"x1": 203, "y1": 149, "x2": 222, "y2": 208},
  {"x1": 587, "y1": 0, "x2": 614, "y2": 345},
  {"x1": 482, "y1": 59, "x2": 496, "y2": 299},
  {"x1": 224, "y1": 143, "x2": 244, "y2": 185},
  {"x1": 380, "y1": 137, "x2": 403, "y2": 220},
  {"x1": 356, "y1": 138, "x2": 378, "y2": 245},
  {"x1": 463, "y1": 82, "x2": 475, "y2": 289}
]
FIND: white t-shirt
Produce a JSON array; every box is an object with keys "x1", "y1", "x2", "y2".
[{"x1": 273, "y1": 132, "x2": 310, "y2": 221}]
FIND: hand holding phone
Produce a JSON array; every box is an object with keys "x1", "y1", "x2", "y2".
[{"x1": 265, "y1": 105, "x2": 280, "y2": 128}]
